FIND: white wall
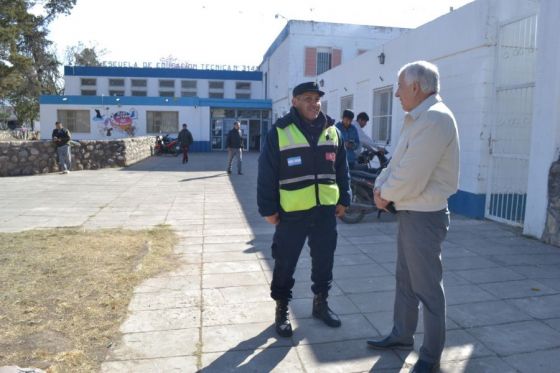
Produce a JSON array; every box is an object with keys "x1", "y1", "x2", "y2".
[
  {"x1": 260, "y1": 21, "x2": 408, "y2": 120},
  {"x1": 318, "y1": 0, "x2": 539, "y2": 198},
  {"x1": 524, "y1": 0, "x2": 560, "y2": 238},
  {"x1": 262, "y1": 36, "x2": 292, "y2": 118},
  {"x1": 40, "y1": 104, "x2": 211, "y2": 141},
  {"x1": 64, "y1": 75, "x2": 263, "y2": 99},
  {"x1": 182, "y1": 106, "x2": 210, "y2": 142}
]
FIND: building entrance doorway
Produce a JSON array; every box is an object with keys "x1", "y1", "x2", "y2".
[
  {"x1": 210, "y1": 108, "x2": 270, "y2": 151},
  {"x1": 248, "y1": 120, "x2": 261, "y2": 151}
]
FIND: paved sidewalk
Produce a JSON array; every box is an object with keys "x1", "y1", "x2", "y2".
[{"x1": 1, "y1": 153, "x2": 560, "y2": 372}]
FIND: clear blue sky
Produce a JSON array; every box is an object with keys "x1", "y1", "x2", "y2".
[{"x1": 47, "y1": 0, "x2": 475, "y2": 67}]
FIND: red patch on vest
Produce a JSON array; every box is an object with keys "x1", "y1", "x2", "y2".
[{"x1": 325, "y1": 152, "x2": 336, "y2": 161}]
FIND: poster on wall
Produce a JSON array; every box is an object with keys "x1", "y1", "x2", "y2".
[{"x1": 92, "y1": 108, "x2": 137, "y2": 137}]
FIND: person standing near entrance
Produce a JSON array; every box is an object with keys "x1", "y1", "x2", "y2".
[
  {"x1": 335, "y1": 110, "x2": 360, "y2": 169},
  {"x1": 51, "y1": 121, "x2": 71, "y2": 174},
  {"x1": 366, "y1": 61, "x2": 460, "y2": 373},
  {"x1": 226, "y1": 121, "x2": 244, "y2": 175},
  {"x1": 257, "y1": 81, "x2": 351, "y2": 338},
  {"x1": 178, "y1": 123, "x2": 194, "y2": 164}
]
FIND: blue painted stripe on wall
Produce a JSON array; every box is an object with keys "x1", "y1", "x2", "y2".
[
  {"x1": 40, "y1": 95, "x2": 272, "y2": 109},
  {"x1": 64, "y1": 66, "x2": 262, "y2": 81},
  {"x1": 448, "y1": 190, "x2": 486, "y2": 219}
]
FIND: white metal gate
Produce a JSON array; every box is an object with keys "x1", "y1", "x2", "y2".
[{"x1": 486, "y1": 15, "x2": 537, "y2": 226}]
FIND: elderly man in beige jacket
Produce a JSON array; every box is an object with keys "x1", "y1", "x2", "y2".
[{"x1": 366, "y1": 61, "x2": 460, "y2": 373}]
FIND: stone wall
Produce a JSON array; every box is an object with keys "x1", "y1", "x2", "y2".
[
  {"x1": 543, "y1": 160, "x2": 560, "y2": 246},
  {"x1": 0, "y1": 136, "x2": 156, "y2": 177},
  {"x1": 0, "y1": 131, "x2": 13, "y2": 141}
]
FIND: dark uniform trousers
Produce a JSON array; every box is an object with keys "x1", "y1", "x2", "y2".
[{"x1": 270, "y1": 205, "x2": 337, "y2": 301}]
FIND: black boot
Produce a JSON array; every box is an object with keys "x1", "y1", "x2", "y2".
[
  {"x1": 312, "y1": 293, "x2": 341, "y2": 327},
  {"x1": 275, "y1": 299, "x2": 292, "y2": 337}
]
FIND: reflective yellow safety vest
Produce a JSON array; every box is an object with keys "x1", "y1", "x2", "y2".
[{"x1": 276, "y1": 123, "x2": 340, "y2": 212}]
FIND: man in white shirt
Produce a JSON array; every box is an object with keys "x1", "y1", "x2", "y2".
[
  {"x1": 355, "y1": 112, "x2": 376, "y2": 151},
  {"x1": 366, "y1": 61, "x2": 460, "y2": 373}
]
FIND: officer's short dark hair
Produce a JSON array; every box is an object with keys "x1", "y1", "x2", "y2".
[
  {"x1": 342, "y1": 110, "x2": 354, "y2": 120},
  {"x1": 357, "y1": 112, "x2": 369, "y2": 121}
]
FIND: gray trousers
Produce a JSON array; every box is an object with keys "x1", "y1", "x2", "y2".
[
  {"x1": 57, "y1": 144, "x2": 71, "y2": 171},
  {"x1": 391, "y1": 209, "x2": 450, "y2": 363},
  {"x1": 227, "y1": 148, "x2": 242, "y2": 173}
]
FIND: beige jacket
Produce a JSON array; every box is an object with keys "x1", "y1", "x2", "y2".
[{"x1": 375, "y1": 94, "x2": 460, "y2": 211}]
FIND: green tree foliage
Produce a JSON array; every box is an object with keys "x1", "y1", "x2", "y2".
[
  {"x1": 64, "y1": 41, "x2": 106, "y2": 66},
  {"x1": 0, "y1": 0, "x2": 77, "y2": 127}
]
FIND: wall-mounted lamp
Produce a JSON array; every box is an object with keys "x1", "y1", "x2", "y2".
[
  {"x1": 274, "y1": 13, "x2": 287, "y2": 20},
  {"x1": 62, "y1": 97, "x2": 68, "y2": 101},
  {"x1": 377, "y1": 52, "x2": 385, "y2": 65},
  {"x1": 164, "y1": 98, "x2": 169, "y2": 103}
]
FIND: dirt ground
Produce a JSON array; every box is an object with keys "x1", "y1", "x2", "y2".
[{"x1": 0, "y1": 226, "x2": 178, "y2": 372}]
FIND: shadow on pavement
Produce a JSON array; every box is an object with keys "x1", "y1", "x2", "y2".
[
  {"x1": 200, "y1": 325, "x2": 303, "y2": 373},
  {"x1": 123, "y1": 152, "x2": 256, "y2": 173},
  {"x1": 158, "y1": 151, "x2": 558, "y2": 372}
]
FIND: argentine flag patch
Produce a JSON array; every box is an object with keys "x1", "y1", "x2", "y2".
[{"x1": 287, "y1": 156, "x2": 302, "y2": 167}]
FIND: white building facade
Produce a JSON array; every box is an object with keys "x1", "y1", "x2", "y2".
[
  {"x1": 259, "y1": 20, "x2": 408, "y2": 121},
  {"x1": 40, "y1": 66, "x2": 272, "y2": 151},
  {"x1": 315, "y1": 0, "x2": 556, "y2": 239}
]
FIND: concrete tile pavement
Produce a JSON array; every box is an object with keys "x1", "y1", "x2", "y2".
[{"x1": 1, "y1": 152, "x2": 560, "y2": 372}]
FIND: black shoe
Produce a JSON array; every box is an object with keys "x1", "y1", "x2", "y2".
[
  {"x1": 275, "y1": 299, "x2": 292, "y2": 337},
  {"x1": 411, "y1": 359, "x2": 440, "y2": 373},
  {"x1": 238, "y1": 172, "x2": 243, "y2": 175},
  {"x1": 366, "y1": 335, "x2": 413, "y2": 350},
  {"x1": 312, "y1": 293, "x2": 341, "y2": 327}
]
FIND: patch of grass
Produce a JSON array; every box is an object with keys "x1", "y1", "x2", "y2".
[{"x1": 0, "y1": 225, "x2": 178, "y2": 372}]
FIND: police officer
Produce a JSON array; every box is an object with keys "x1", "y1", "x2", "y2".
[{"x1": 257, "y1": 81, "x2": 351, "y2": 337}]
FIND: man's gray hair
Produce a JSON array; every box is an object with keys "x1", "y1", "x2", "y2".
[{"x1": 398, "y1": 61, "x2": 440, "y2": 94}]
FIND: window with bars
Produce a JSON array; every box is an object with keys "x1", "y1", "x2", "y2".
[
  {"x1": 235, "y1": 81, "x2": 251, "y2": 99},
  {"x1": 181, "y1": 80, "x2": 197, "y2": 97},
  {"x1": 159, "y1": 80, "x2": 175, "y2": 97},
  {"x1": 209, "y1": 81, "x2": 224, "y2": 89},
  {"x1": 236, "y1": 82, "x2": 250, "y2": 90},
  {"x1": 317, "y1": 49, "x2": 332, "y2": 75},
  {"x1": 159, "y1": 80, "x2": 175, "y2": 88},
  {"x1": 209, "y1": 81, "x2": 224, "y2": 98},
  {"x1": 81, "y1": 90, "x2": 96, "y2": 96},
  {"x1": 81, "y1": 78, "x2": 96, "y2": 86},
  {"x1": 146, "y1": 111, "x2": 179, "y2": 133},
  {"x1": 340, "y1": 95, "x2": 353, "y2": 117},
  {"x1": 109, "y1": 79, "x2": 125, "y2": 87},
  {"x1": 372, "y1": 87, "x2": 393, "y2": 143},
  {"x1": 57, "y1": 110, "x2": 90, "y2": 133},
  {"x1": 305, "y1": 47, "x2": 342, "y2": 76},
  {"x1": 131, "y1": 79, "x2": 147, "y2": 87}
]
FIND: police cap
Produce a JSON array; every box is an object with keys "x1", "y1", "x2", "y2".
[{"x1": 292, "y1": 81, "x2": 325, "y2": 98}]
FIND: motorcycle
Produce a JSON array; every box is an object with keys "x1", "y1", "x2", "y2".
[
  {"x1": 155, "y1": 134, "x2": 180, "y2": 156},
  {"x1": 341, "y1": 145, "x2": 393, "y2": 224}
]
